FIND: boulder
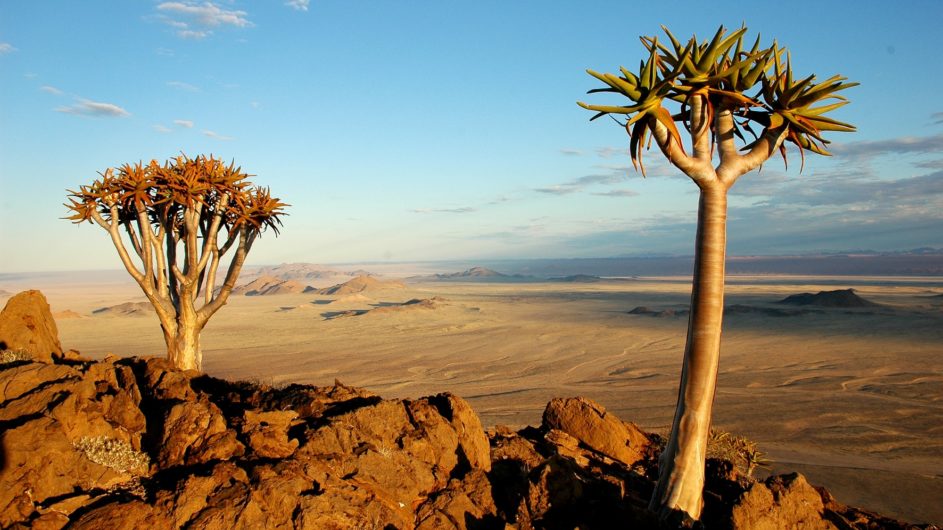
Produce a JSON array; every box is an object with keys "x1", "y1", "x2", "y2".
[
  {"x1": 0, "y1": 290, "x2": 62, "y2": 362},
  {"x1": 542, "y1": 396, "x2": 649, "y2": 466}
]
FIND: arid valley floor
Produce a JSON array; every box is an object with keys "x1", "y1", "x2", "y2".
[{"x1": 3, "y1": 266, "x2": 942, "y2": 525}]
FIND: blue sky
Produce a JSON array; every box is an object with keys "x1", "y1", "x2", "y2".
[{"x1": 1, "y1": 1, "x2": 942, "y2": 272}]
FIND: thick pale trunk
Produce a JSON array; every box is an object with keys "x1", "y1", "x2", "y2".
[
  {"x1": 162, "y1": 308, "x2": 203, "y2": 371},
  {"x1": 650, "y1": 184, "x2": 728, "y2": 522}
]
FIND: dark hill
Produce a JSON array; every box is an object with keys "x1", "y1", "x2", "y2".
[{"x1": 778, "y1": 288, "x2": 879, "y2": 308}]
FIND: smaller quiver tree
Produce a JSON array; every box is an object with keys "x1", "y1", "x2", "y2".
[{"x1": 66, "y1": 154, "x2": 287, "y2": 371}]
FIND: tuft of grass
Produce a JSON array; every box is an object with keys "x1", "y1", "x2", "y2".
[
  {"x1": 651, "y1": 427, "x2": 772, "y2": 477},
  {"x1": 706, "y1": 429, "x2": 771, "y2": 477},
  {"x1": 0, "y1": 348, "x2": 32, "y2": 364},
  {"x1": 74, "y1": 436, "x2": 150, "y2": 475}
]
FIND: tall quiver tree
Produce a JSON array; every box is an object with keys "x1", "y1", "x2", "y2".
[
  {"x1": 66, "y1": 155, "x2": 287, "y2": 372},
  {"x1": 578, "y1": 26, "x2": 856, "y2": 523}
]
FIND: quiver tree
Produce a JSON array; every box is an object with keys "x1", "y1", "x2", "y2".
[
  {"x1": 578, "y1": 26, "x2": 855, "y2": 524},
  {"x1": 66, "y1": 154, "x2": 287, "y2": 372}
]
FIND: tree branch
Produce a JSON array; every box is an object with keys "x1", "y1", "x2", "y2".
[
  {"x1": 198, "y1": 227, "x2": 255, "y2": 324},
  {"x1": 93, "y1": 205, "x2": 146, "y2": 285},
  {"x1": 649, "y1": 116, "x2": 714, "y2": 185},
  {"x1": 689, "y1": 95, "x2": 712, "y2": 161},
  {"x1": 196, "y1": 193, "x2": 228, "y2": 277},
  {"x1": 718, "y1": 125, "x2": 788, "y2": 186}
]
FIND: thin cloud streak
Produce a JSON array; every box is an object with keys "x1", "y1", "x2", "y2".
[
  {"x1": 203, "y1": 130, "x2": 234, "y2": 141},
  {"x1": 411, "y1": 207, "x2": 477, "y2": 214},
  {"x1": 0, "y1": 43, "x2": 16, "y2": 54},
  {"x1": 55, "y1": 99, "x2": 130, "y2": 117},
  {"x1": 39, "y1": 85, "x2": 63, "y2": 95},
  {"x1": 174, "y1": 119, "x2": 194, "y2": 128},
  {"x1": 832, "y1": 133, "x2": 943, "y2": 157},
  {"x1": 592, "y1": 189, "x2": 639, "y2": 197},
  {"x1": 167, "y1": 80, "x2": 199, "y2": 91}
]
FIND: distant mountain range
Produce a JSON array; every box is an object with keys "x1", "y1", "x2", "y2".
[
  {"x1": 413, "y1": 267, "x2": 537, "y2": 282},
  {"x1": 469, "y1": 251, "x2": 943, "y2": 277}
]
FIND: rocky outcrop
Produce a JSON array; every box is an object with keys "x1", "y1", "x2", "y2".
[
  {"x1": 0, "y1": 355, "x2": 497, "y2": 529},
  {"x1": 0, "y1": 290, "x2": 63, "y2": 363},
  {"x1": 1, "y1": 355, "x2": 935, "y2": 529}
]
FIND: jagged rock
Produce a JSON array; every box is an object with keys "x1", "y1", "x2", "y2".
[
  {"x1": 140, "y1": 356, "x2": 198, "y2": 401},
  {"x1": 415, "y1": 469, "x2": 499, "y2": 529},
  {"x1": 242, "y1": 409, "x2": 299, "y2": 458},
  {"x1": 730, "y1": 473, "x2": 831, "y2": 530},
  {"x1": 0, "y1": 290, "x2": 62, "y2": 362},
  {"x1": 68, "y1": 500, "x2": 170, "y2": 529},
  {"x1": 542, "y1": 396, "x2": 649, "y2": 466},
  {"x1": 157, "y1": 398, "x2": 245, "y2": 467}
]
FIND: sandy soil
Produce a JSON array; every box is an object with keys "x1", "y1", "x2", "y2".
[{"x1": 3, "y1": 272, "x2": 942, "y2": 524}]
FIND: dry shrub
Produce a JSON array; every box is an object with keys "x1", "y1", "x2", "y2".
[{"x1": 74, "y1": 436, "x2": 150, "y2": 475}]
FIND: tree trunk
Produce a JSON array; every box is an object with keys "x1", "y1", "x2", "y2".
[
  {"x1": 163, "y1": 309, "x2": 203, "y2": 371},
  {"x1": 650, "y1": 183, "x2": 728, "y2": 522}
]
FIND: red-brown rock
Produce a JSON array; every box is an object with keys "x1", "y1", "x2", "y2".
[
  {"x1": 242, "y1": 409, "x2": 299, "y2": 459},
  {"x1": 0, "y1": 290, "x2": 62, "y2": 362},
  {"x1": 730, "y1": 473, "x2": 832, "y2": 530},
  {"x1": 542, "y1": 396, "x2": 649, "y2": 466}
]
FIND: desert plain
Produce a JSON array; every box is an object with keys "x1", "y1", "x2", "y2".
[{"x1": 2, "y1": 264, "x2": 942, "y2": 525}]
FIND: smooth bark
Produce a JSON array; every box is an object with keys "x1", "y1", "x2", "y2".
[
  {"x1": 649, "y1": 183, "x2": 728, "y2": 521},
  {"x1": 646, "y1": 104, "x2": 787, "y2": 521}
]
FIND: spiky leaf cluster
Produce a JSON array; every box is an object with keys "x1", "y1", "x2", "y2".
[
  {"x1": 65, "y1": 154, "x2": 287, "y2": 236},
  {"x1": 579, "y1": 25, "x2": 857, "y2": 173}
]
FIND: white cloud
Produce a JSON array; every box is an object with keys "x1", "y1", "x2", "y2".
[
  {"x1": 166, "y1": 80, "x2": 199, "y2": 91},
  {"x1": 0, "y1": 43, "x2": 16, "y2": 54},
  {"x1": 156, "y1": 1, "x2": 253, "y2": 39},
  {"x1": 285, "y1": 0, "x2": 310, "y2": 11},
  {"x1": 559, "y1": 148, "x2": 583, "y2": 156},
  {"x1": 174, "y1": 119, "x2": 194, "y2": 128},
  {"x1": 55, "y1": 99, "x2": 130, "y2": 118},
  {"x1": 154, "y1": 124, "x2": 173, "y2": 133},
  {"x1": 203, "y1": 130, "x2": 234, "y2": 141},
  {"x1": 39, "y1": 85, "x2": 63, "y2": 95},
  {"x1": 178, "y1": 29, "x2": 210, "y2": 39}
]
